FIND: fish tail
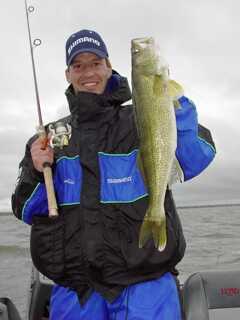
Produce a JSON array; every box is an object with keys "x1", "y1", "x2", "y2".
[
  {"x1": 139, "y1": 211, "x2": 167, "y2": 252},
  {"x1": 152, "y1": 215, "x2": 167, "y2": 252}
]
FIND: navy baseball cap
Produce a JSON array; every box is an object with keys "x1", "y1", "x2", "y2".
[{"x1": 65, "y1": 29, "x2": 109, "y2": 66}]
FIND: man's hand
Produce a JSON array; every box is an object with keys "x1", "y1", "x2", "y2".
[{"x1": 30, "y1": 137, "x2": 54, "y2": 172}]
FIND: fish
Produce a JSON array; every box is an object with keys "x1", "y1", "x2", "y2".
[{"x1": 131, "y1": 37, "x2": 183, "y2": 251}]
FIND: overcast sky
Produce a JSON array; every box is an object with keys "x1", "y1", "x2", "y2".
[{"x1": 0, "y1": 0, "x2": 239, "y2": 211}]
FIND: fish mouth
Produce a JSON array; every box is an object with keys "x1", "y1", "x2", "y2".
[{"x1": 131, "y1": 37, "x2": 155, "y2": 50}]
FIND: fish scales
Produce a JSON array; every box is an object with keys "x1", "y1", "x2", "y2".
[{"x1": 131, "y1": 37, "x2": 177, "y2": 251}]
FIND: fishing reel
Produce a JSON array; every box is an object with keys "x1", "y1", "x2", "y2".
[{"x1": 48, "y1": 121, "x2": 72, "y2": 149}]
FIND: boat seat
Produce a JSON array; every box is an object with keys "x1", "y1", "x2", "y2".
[
  {"x1": 0, "y1": 297, "x2": 22, "y2": 320},
  {"x1": 182, "y1": 270, "x2": 240, "y2": 320},
  {"x1": 27, "y1": 267, "x2": 53, "y2": 320}
]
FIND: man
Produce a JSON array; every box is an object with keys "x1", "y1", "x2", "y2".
[{"x1": 12, "y1": 29, "x2": 216, "y2": 319}]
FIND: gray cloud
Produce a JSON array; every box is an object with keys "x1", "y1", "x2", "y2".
[{"x1": 1, "y1": 0, "x2": 239, "y2": 210}]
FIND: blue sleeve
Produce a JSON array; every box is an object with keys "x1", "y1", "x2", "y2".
[{"x1": 175, "y1": 96, "x2": 216, "y2": 181}]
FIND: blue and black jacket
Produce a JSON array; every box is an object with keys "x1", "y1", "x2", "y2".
[{"x1": 12, "y1": 73, "x2": 216, "y2": 304}]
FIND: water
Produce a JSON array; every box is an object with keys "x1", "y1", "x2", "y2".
[
  {"x1": 0, "y1": 205, "x2": 240, "y2": 319},
  {"x1": 0, "y1": 213, "x2": 31, "y2": 318},
  {"x1": 177, "y1": 204, "x2": 240, "y2": 280}
]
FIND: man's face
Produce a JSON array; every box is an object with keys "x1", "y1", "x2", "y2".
[{"x1": 66, "y1": 52, "x2": 112, "y2": 94}]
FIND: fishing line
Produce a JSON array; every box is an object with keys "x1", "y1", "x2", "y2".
[{"x1": 24, "y1": 0, "x2": 58, "y2": 217}]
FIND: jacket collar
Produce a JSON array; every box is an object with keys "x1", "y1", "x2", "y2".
[{"x1": 65, "y1": 72, "x2": 131, "y2": 124}]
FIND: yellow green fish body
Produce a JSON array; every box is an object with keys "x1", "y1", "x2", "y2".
[{"x1": 131, "y1": 37, "x2": 180, "y2": 251}]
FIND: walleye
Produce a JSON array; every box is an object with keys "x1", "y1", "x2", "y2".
[{"x1": 131, "y1": 37, "x2": 183, "y2": 251}]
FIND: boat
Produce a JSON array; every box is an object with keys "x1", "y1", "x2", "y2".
[
  {"x1": 1, "y1": 267, "x2": 240, "y2": 319},
  {"x1": 182, "y1": 269, "x2": 240, "y2": 320}
]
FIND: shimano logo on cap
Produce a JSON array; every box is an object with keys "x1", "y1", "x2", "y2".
[{"x1": 68, "y1": 37, "x2": 101, "y2": 56}]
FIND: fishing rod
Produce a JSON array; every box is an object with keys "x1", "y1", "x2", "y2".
[{"x1": 24, "y1": 0, "x2": 58, "y2": 217}]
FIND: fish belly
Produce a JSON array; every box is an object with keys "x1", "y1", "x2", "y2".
[{"x1": 133, "y1": 75, "x2": 177, "y2": 251}]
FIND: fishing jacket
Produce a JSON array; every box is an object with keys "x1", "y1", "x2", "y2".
[{"x1": 12, "y1": 73, "x2": 216, "y2": 304}]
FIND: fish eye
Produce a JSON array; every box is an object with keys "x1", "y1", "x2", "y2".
[{"x1": 133, "y1": 48, "x2": 140, "y2": 54}]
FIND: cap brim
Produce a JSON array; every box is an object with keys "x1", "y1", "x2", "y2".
[{"x1": 68, "y1": 48, "x2": 108, "y2": 66}]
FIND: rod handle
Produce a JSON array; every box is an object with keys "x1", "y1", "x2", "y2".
[{"x1": 43, "y1": 162, "x2": 58, "y2": 217}]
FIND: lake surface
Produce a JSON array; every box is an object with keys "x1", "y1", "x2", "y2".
[{"x1": 0, "y1": 205, "x2": 240, "y2": 318}]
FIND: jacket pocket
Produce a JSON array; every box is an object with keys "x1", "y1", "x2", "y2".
[
  {"x1": 117, "y1": 202, "x2": 179, "y2": 270},
  {"x1": 30, "y1": 215, "x2": 65, "y2": 282},
  {"x1": 30, "y1": 207, "x2": 86, "y2": 289},
  {"x1": 98, "y1": 149, "x2": 148, "y2": 203}
]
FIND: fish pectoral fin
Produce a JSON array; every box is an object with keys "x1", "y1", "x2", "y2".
[
  {"x1": 168, "y1": 80, "x2": 184, "y2": 108},
  {"x1": 168, "y1": 156, "x2": 184, "y2": 188},
  {"x1": 139, "y1": 213, "x2": 167, "y2": 252}
]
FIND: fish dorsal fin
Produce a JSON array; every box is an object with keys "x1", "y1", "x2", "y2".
[{"x1": 153, "y1": 77, "x2": 184, "y2": 106}]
